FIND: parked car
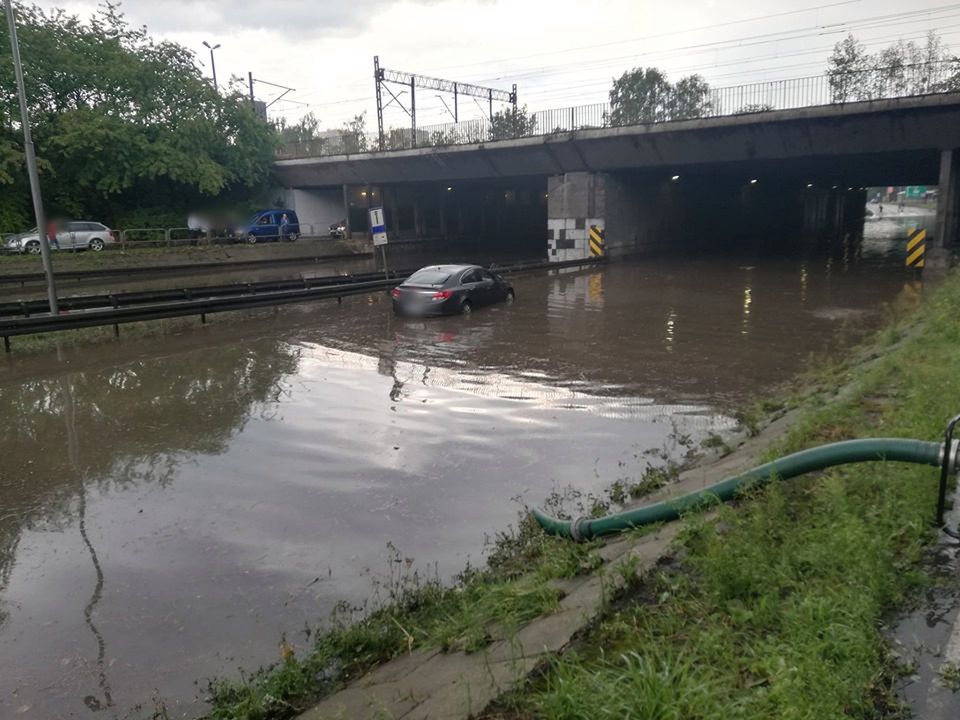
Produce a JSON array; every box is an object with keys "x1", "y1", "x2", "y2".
[
  {"x1": 236, "y1": 209, "x2": 300, "y2": 244},
  {"x1": 329, "y1": 219, "x2": 347, "y2": 239},
  {"x1": 3, "y1": 221, "x2": 115, "y2": 254},
  {"x1": 391, "y1": 264, "x2": 514, "y2": 317}
]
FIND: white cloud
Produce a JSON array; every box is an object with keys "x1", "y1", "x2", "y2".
[{"x1": 36, "y1": 0, "x2": 960, "y2": 130}]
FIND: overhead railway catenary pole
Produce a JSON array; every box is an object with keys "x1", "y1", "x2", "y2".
[{"x1": 373, "y1": 56, "x2": 517, "y2": 149}]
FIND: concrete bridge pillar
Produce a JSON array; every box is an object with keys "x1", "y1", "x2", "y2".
[
  {"x1": 547, "y1": 172, "x2": 606, "y2": 262},
  {"x1": 936, "y1": 148, "x2": 960, "y2": 249}
]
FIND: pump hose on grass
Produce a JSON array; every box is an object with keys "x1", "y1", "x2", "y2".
[{"x1": 532, "y1": 437, "x2": 960, "y2": 541}]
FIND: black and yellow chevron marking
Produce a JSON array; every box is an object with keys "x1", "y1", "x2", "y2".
[
  {"x1": 906, "y1": 228, "x2": 926, "y2": 269},
  {"x1": 589, "y1": 226, "x2": 606, "y2": 257}
]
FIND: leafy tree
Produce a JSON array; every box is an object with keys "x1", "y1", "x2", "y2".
[
  {"x1": 489, "y1": 105, "x2": 538, "y2": 141},
  {"x1": 275, "y1": 112, "x2": 327, "y2": 156},
  {"x1": 827, "y1": 34, "x2": 871, "y2": 102},
  {"x1": 0, "y1": 1, "x2": 276, "y2": 229},
  {"x1": 341, "y1": 113, "x2": 368, "y2": 153},
  {"x1": 609, "y1": 67, "x2": 673, "y2": 125},
  {"x1": 827, "y1": 31, "x2": 960, "y2": 102},
  {"x1": 671, "y1": 74, "x2": 713, "y2": 120}
]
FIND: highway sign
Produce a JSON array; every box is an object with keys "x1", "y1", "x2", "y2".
[{"x1": 369, "y1": 207, "x2": 388, "y2": 246}]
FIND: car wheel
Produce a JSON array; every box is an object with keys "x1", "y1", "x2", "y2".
[
  {"x1": 246, "y1": 234, "x2": 258, "y2": 244},
  {"x1": 26, "y1": 241, "x2": 40, "y2": 255},
  {"x1": 506, "y1": 289, "x2": 515, "y2": 303},
  {"x1": 460, "y1": 300, "x2": 473, "y2": 315},
  {"x1": 89, "y1": 237, "x2": 105, "y2": 252}
]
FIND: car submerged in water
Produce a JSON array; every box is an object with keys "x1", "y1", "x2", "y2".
[{"x1": 391, "y1": 264, "x2": 514, "y2": 317}]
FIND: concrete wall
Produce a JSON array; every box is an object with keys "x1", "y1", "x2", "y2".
[{"x1": 283, "y1": 188, "x2": 343, "y2": 236}]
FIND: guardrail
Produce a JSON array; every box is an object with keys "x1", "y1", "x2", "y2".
[
  {"x1": 276, "y1": 61, "x2": 960, "y2": 158},
  {"x1": 1, "y1": 223, "x2": 338, "y2": 254},
  {"x1": 0, "y1": 256, "x2": 605, "y2": 350},
  {"x1": 0, "y1": 248, "x2": 370, "y2": 287}
]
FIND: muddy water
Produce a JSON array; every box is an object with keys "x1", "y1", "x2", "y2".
[{"x1": 0, "y1": 242, "x2": 921, "y2": 718}]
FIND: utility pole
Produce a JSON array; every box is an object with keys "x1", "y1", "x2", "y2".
[
  {"x1": 203, "y1": 40, "x2": 220, "y2": 90},
  {"x1": 248, "y1": 71, "x2": 255, "y2": 105},
  {"x1": 410, "y1": 77, "x2": 416, "y2": 148},
  {"x1": 5, "y1": 0, "x2": 57, "y2": 313},
  {"x1": 374, "y1": 56, "x2": 385, "y2": 150}
]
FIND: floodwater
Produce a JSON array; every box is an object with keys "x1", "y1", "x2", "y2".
[{"x1": 0, "y1": 236, "x2": 926, "y2": 718}]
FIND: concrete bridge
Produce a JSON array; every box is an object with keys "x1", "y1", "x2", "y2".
[{"x1": 275, "y1": 93, "x2": 960, "y2": 262}]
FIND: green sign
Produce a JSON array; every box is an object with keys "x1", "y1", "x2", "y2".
[{"x1": 905, "y1": 186, "x2": 927, "y2": 198}]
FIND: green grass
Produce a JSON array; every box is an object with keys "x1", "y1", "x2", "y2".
[{"x1": 491, "y1": 272, "x2": 960, "y2": 719}]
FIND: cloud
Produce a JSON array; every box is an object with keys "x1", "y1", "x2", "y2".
[{"x1": 118, "y1": 0, "x2": 438, "y2": 35}]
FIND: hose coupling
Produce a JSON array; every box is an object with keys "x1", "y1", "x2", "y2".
[
  {"x1": 939, "y1": 439, "x2": 960, "y2": 475},
  {"x1": 569, "y1": 517, "x2": 589, "y2": 542}
]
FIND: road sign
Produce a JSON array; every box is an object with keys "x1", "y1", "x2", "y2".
[{"x1": 369, "y1": 206, "x2": 388, "y2": 246}]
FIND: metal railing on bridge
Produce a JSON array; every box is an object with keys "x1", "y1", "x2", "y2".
[{"x1": 276, "y1": 61, "x2": 960, "y2": 159}]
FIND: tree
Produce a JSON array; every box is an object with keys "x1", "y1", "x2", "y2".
[
  {"x1": 488, "y1": 105, "x2": 538, "y2": 141},
  {"x1": 275, "y1": 113, "x2": 327, "y2": 156},
  {"x1": 609, "y1": 67, "x2": 713, "y2": 125},
  {"x1": 341, "y1": 113, "x2": 368, "y2": 153},
  {"x1": 609, "y1": 67, "x2": 672, "y2": 125},
  {"x1": 671, "y1": 74, "x2": 713, "y2": 120},
  {"x1": 827, "y1": 31, "x2": 960, "y2": 102},
  {"x1": 0, "y1": 1, "x2": 276, "y2": 229},
  {"x1": 827, "y1": 34, "x2": 871, "y2": 102}
]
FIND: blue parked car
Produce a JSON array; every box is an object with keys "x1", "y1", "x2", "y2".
[{"x1": 238, "y1": 209, "x2": 300, "y2": 244}]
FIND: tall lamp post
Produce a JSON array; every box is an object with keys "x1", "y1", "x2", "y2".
[
  {"x1": 203, "y1": 40, "x2": 220, "y2": 90},
  {"x1": 4, "y1": 0, "x2": 57, "y2": 313}
]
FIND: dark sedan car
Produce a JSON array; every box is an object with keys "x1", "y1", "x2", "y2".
[{"x1": 391, "y1": 264, "x2": 514, "y2": 316}]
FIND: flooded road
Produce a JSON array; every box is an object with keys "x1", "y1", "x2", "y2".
[{"x1": 0, "y1": 242, "x2": 923, "y2": 718}]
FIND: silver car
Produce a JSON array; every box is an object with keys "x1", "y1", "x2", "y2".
[{"x1": 4, "y1": 221, "x2": 115, "y2": 254}]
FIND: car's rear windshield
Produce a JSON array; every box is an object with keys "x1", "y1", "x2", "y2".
[{"x1": 406, "y1": 269, "x2": 452, "y2": 286}]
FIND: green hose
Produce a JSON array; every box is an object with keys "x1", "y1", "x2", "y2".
[{"x1": 533, "y1": 438, "x2": 944, "y2": 541}]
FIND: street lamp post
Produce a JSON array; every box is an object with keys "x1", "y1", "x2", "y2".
[
  {"x1": 4, "y1": 0, "x2": 57, "y2": 313},
  {"x1": 203, "y1": 41, "x2": 221, "y2": 90}
]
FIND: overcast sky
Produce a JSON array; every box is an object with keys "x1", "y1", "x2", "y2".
[{"x1": 34, "y1": 0, "x2": 960, "y2": 129}]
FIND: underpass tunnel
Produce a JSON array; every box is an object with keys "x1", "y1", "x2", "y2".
[
  {"x1": 597, "y1": 149, "x2": 948, "y2": 262},
  {"x1": 343, "y1": 177, "x2": 548, "y2": 259}
]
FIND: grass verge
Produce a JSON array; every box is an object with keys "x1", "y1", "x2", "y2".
[{"x1": 486, "y1": 272, "x2": 960, "y2": 719}]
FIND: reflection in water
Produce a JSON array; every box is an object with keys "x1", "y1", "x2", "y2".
[
  {"x1": 664, "y1": 309, "x2": 677, "y2": 350},
  {"x1": 0, "y1": 251, "x2": 921, "y2": 718},
  {"x1": 64, "y1": 377, "x2": 116, "y2": 716},
  {"x1": 741, "y1": 284, "x2": 752, "y2": 336}
]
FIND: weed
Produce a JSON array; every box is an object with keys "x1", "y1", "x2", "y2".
[{"x1": 940, "y1": 662, "x2": 960, "y2": 691}]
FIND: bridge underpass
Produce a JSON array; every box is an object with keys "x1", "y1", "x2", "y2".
[{"x1": 276, "y1": 93, "x2": 960, "y2": 264}]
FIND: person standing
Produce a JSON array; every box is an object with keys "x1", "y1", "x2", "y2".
[{"x1": 46, "y1": 220, "x2": 59, "y2": 250}]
